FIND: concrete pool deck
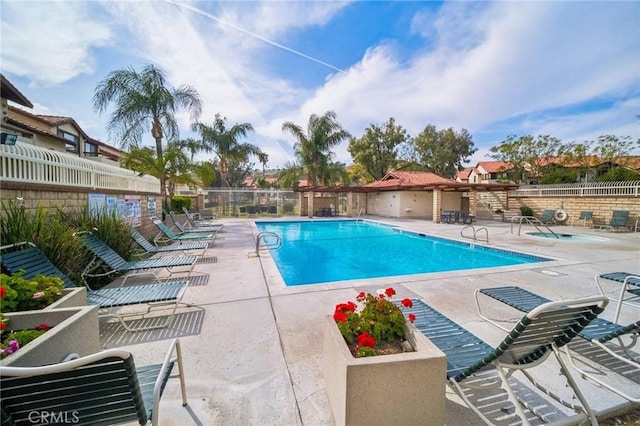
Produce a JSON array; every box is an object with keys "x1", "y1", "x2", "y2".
[{"x1": 104, "y1": 216, "x2": 640, "y2": 425}]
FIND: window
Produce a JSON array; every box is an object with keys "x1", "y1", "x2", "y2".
[
  {"x1": 58, "y1": 130, "x2": 79, "y2": 153},
  {"x1": 84, "y1": 141, "x2": 98, "y2": 156}
]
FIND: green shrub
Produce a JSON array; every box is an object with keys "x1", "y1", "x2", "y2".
[
  {"x1": 520, "y1": 206, "x2": 534, "y2": 216},
  {"x1": 170, "y1": 196, "x2": 191, "y2": 211},
  {"x1": 0, "y1": 272, "x2": 64, "y2": 312},
  {"x1": 1, "y1": 202, "x2": 87, "y2": 285},
  {"x1": 597, "y1": 167, "x2": 639, "y2": 182},
  {"x1": 60, "y1": 206, "x2": 135, "y2": 288}
]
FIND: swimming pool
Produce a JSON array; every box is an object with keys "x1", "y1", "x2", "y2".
[{"x1": 256, "y1": 220, "x2": 551, "y2": 286}]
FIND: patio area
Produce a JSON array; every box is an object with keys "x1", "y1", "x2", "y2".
[{"x1": 103, "y1": 216, "x2": 640, "y2": 425}]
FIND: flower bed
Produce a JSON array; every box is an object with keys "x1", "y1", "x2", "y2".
[{"x1": 1, "y1": 306, "x2": 99, "y2": 367}]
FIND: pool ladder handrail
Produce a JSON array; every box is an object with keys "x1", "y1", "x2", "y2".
[
  {"x1": 510, "y1": 216, "x2": 559, "y2": 239},
  {"x1": 460, "y1": 225, "x2": 489, "y2": 244},
  {"x1": 255, "y1": 231, "x2": 282, "y2": 256},
  {"x1": 356, "y1": 207, "x2": 365, "y2": 221}
]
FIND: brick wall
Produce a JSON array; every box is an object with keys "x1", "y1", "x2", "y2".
[
  {"x1": 509, "y1": 196, "x2": 639, "y2": 227},
  {"x1": 0, "y1": 188, "x2": 161, "y2": 239}
]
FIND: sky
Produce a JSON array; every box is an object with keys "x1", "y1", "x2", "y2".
[{"x1": 1, "y1": 0, "x2": 639, "y2": 170}]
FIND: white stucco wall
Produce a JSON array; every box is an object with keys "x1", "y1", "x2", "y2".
[
  {"x1": 366, "y1": 192, "x2": 396, "y2": 217},
  {"x1": 366, "y1": 191, "x2": 436, "y2": 218},
  {"x1": 440, "y1": 192, "x2": 463, "y2": 212},
  {"x1": 399, "y1": 191, "x2": 433, "y2": 218}
]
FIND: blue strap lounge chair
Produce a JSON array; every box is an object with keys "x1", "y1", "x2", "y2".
[
  {"x1": 539, "y1": 209, "x2": 556, "y2": 225},
  {"x1": 595, "y1": 272, "x2": 640, "y2": 322},
  {"x1": 182, "y1": 206, "x2": 218, "y2": 226},
  {"x1": 131, "y1": 228, "x2": 207, "y2": 258},
  {"x1": 166, "y1": 210, "x2": 222, "y2": 234},
  {"x1": 570, "y1": 210, "x2": 593, "y2": 227},
  {"x1": 78, "y1": 232, "x2": 196, "y2": 284},
  {"x1": 0, "y1": 242, "x2": 189, "y2": 331},
  {"x1": 1, "y1": 338, "x2": 187, "y2": 426},
  {"x1": 403, "y1": 296, "x2": 608, "y2": 425},
  {"x1": 476, "y1": 286, "x2": 639, "y2": 402},
  {"x1": 594, "y1": 210, "x2": 630, "y2": 232},
  {"x1": 152, "y1": 217, "x2": 216, "y2": 246}
]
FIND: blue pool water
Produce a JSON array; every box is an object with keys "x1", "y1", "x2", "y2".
[{"x1": 256, "y1": 220, "x2": 550, "y2": 286}]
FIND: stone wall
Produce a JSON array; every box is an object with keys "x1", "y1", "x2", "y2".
[
  {"x1": 508, "y1": 196, "x2": 639, "y2": 227},
  {"x1": 0, "y1": 187, "x2": 161, "y2": 239}
]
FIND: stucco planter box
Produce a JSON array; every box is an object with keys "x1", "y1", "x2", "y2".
[
  {"x1": 1, "y1": 305, "x2": 100, "y2": 367},
  {"x1": 323, "y1": 315, "x2": 447, "y2": 426},
  {"x1": 43, "y1": 286, "x2": 87, "y2": 310}
]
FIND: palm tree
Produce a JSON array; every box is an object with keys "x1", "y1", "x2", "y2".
[
  {"x1": 282, "y1": 111, "x2": 350, "y2": 187},
  {"x1": 192, "y1": 113, "x2": 263, "y2": 188},
  {"x1": 93, "y1": 64, "x2": 202, "y2": 207},
  {"x1": 120, "y1": 140, "x2": 198, "y2": 197}
]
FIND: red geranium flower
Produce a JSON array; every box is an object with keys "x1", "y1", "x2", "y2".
[
  {"x1": 408, "y1": 313, "x2": 416, "y2": 323},
  {"x1": 356, "y1": 291, "x2": 366, "y2": 301},
  {"x1": 401, "y1": 298, "x2": 413, "y2": 308},
  {"x1": 357, "y1": 332, "x2": 376, "y2": 348},
  {"x1": 34, "y1": 323, "x2": 51, "y2": 331},
  {"x1": 334, "y1": 310, "x2": 348, "y2": 323},
  {"x1": 0, "y1": 286, "x2": 5, "y2": 298},
  {"x1": 0, "y1": 322, "x2": 5, "y2": 331},
  {"x1": 385, "y1": 287, "x2": 396, "y2": 297}
]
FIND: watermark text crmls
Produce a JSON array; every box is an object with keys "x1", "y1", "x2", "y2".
[{"x1": 28, "y1": 410, "x2": 80, "y2": 424}]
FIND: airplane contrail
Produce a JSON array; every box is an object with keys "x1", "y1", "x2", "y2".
[{"x1": 164, "y1": 0, "x2": 346, "y2": 74}]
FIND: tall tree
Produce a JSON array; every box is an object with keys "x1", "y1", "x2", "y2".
[
  {"x1": 120, "y1": 139, "x2": 198, "y2": 197},
  {"x1": 193, "y1": 113, "x2": 263, "y2": 188},
  {"x1": 400, "y1": 125, "x2": 476, "y2": 178},
  {"x1": 348, "y1": 117, "x2": 408, "y2": 180},
  {"x1": 93, "y1": 64, "x2": 202, "y2": 207},
  {"x1": 282, "y1": 111, "x2": 351, "y2": 187},
  {"x1": 490, "y1": 134, "x2": 562, "y2": 183}
]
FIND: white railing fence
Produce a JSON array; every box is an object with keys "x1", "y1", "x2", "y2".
[
  {"x1": 510, "y1": 181, "x2": 640, "y2": 197},
  {"x1": 1, "y1": 142, "x2": 160, "y2": 193}
]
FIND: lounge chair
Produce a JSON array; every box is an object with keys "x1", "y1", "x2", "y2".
[
  {"x1": 594, "y1": 210, "x2": 630, "y2": 232},
  {"x1": 595, "y1": 272, "x2": 640, "y2": 322},
  {"x1": 152, "y1": 217, "x2": 216, "y2": 246},
  {"x1": 131, "y1": 228, "x2": 207, "y2": 258},
  {"x1": 0, "y1": 242, "x2": 189, "y2": 331},
  {"x1": 403, "y1": 296, "x2": 608, "y2": 425},
  {"x1": 539, "y1": 209, "x2": 556, "y2": 225},
  {"x1": 570, "y1": 210, "x2": 593, "y2": 227},
  {"x1": 0, "y1": 338, "x2": 187, "y2": 426},
  {"x1": 78, "y1": 232, "x2": 197, "y2": 284},
  {"x1": 166, "y1": 210, "x2": 222, "y2": 234},
  {"x1": 476, "y1": 286, "x2": 639, "y2": 402},
  {"x1": 182, "y1": 206, "x2": 218, "y2": 225}
]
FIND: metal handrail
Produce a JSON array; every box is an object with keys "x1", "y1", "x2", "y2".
[
  {"x1": 255, "y1": 231, "x2": 281, "y2": 256},
  {"x1": 356, "y1": 207, "x2": 365, "y2": 221},
  {"x1": 461, "y1": 226, "x2": 489, "y2": 243},
  {"x1": 510, "y1": 216, "x2": 559, "y2": 238}
]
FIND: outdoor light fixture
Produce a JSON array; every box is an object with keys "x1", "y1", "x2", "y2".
[{"x1": 0, "y1": 132, "x2": 18, "y2": 145}]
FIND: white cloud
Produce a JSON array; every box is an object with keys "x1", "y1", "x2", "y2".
[
  {"x1": 0, "y1": 1, "x2": 111, "y2": 86},
  {"x1": 1, "y1": 0, "x2": 637, "y2": 169}
]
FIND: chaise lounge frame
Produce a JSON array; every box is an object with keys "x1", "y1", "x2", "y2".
[
  {"x1": 0, "y1": 242, "x2": 190, "y2": 332},
  {"x1": 78, "y1": 232, "x2": 196, "y2": 286},
  {"x1": 151, "y1": 217, "x2": 216, "y2": 246},
  {"x1": 595, "y1": 271, "x2": 640, "y2": 322},
  {"x1": 1, "y1": 338, "x2": 187, "y2": 426},
  {"x1": 404, "y1": 296, "x2": 608, "y2": 425},
  {"x1": 476, "y1": 285, "x2": 639, "y2": 402},
  {"x1": 130, "y1": 228, "x2": 207, "y2": 259}
]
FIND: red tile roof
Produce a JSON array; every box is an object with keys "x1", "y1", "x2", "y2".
[
  {"x1": 455, "y1": 167, "x2": 474, "y2": 180},
  {"x1": 365, "y1": 170, "x2": 456, "y2": 188},
  {"x1": 477, "y1": 161, "x2": 513, "y2": 173}
]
